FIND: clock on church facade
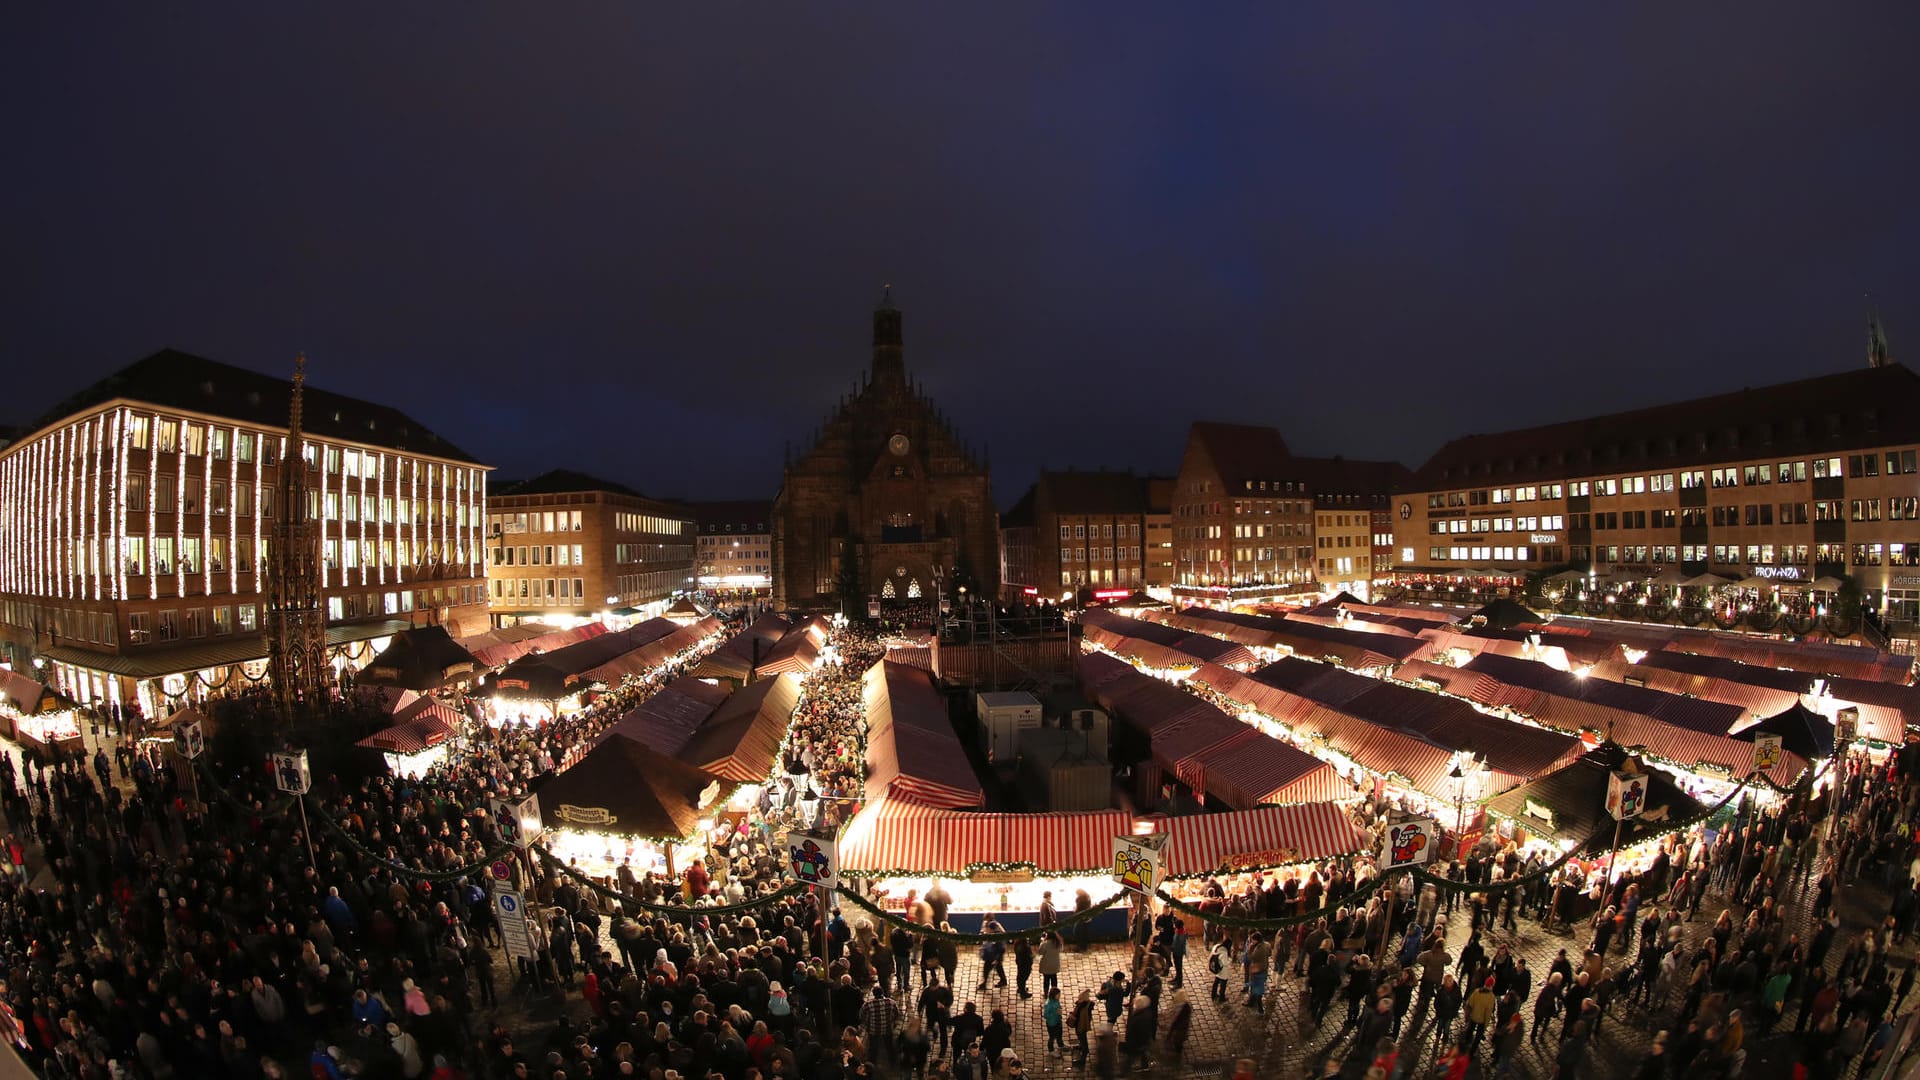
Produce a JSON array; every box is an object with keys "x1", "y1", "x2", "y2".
[{"x1": 771, "y1": 293, "x2": 998, "y2": 611}]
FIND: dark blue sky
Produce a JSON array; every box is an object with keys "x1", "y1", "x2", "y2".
[{"x1": 6, "y1": 6, "x2": 1917, "y2": 507}]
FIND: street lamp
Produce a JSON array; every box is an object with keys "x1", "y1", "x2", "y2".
[{"x1": 1449, "y1": 762, "x2": 1467, "y2": 836}]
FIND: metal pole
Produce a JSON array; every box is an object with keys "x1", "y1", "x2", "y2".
[
  {"x1": 297, "y1": 796, "x2": 318, "y2": 869},
  {"x1": 1606, "y1": 815, "x2": 1624, "y2": 903},
  {"x1": 818, "y1": 884, "x2": 834, "y2": 1039}
]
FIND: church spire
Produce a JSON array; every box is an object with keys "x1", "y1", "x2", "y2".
[
  {"x1": 872, "y1": 285, "x2": 905, "y2": 384},
  {"x1": 1869, "y1": 303, "x2": 1894, "y2": 369}
]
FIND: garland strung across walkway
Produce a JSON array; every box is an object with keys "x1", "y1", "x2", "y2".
[
  {"x1": 534, "y1": 844, "x2": 812, "y2": 917},
  {"x1": 305, "y1": 797, "x2": 516, "y2": 883},
  {"x1": 833, "y1": 882, "x2": 1131, "y2": 943}
]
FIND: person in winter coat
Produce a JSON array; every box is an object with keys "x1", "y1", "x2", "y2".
[
  {"x1": 981, "y1": 1008, "x2": 1013, "y2": 1069},
  {"x1": 1464, "y1": 977, "x2": 1498, "y2": 1050},
  {"x1": 1038, "y1": 932, "x2": 1063, "y2": 997},
  {"x1": 1434, "y1": 973, "x2": 1463, "y2": 1048},
  {"x1": 388, "y1": 1022, "x2": 426, "y2": 1080},
  {"x1": 1208, "y1": 940, "x2": 1233, "y2": 1000}
]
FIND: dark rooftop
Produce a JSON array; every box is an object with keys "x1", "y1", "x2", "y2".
[
  {"x1": 1411, "y1": 362, "x2": 1920, "y2": 490},
  {"x1": 1186, "y1": 421, "x2": 1293, "y2": 492},
  {"x1": 495, "y1": 469, "x2": 648, "y2": 499},
  {"x1": 28, "y1": 348, "x2": 481, "y2": 464},
  {"x1": 1291, "y1": 456, "x2": 1413, "y2": 501},
  {"x1": 690, "y1": 500, "x2": 772, "y2": 534},
  {"x1": 1039, "y1": 469, "x2": 1149, "y2": 515}
]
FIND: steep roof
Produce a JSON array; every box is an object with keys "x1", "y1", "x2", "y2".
[
  {"x1": 27, "y1": 348, "x2": 480, "y2": 464},
  {"x1": 1187, "y1": 422, "x2": 1293, "y2": 491},
  {"x1": 496, "y1": 469, "x2": 644, "y2": 499},
  {"x1": 1412, "y1": 362, "x2": 1920, "y2": 489},
  {"x1": 1001, "y1": 485, "x2": 1037, "y2": 528},
  {"x1": 1039, "y1": 470, "x2": 1148, "y2": 515}
]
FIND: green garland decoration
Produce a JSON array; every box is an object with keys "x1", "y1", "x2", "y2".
[
  {"x1": 194, "y1": 759, "x2": 299, "y2": 818},
  {"x1": 533, "y1": 844, "x2": 812, "y2": 917},
  {"x1": 832, "y1": 884, "x2": 1131, "y2": 943},
  {"x1": 304, "y1": 796, "x2": 516, "y2": 882}
]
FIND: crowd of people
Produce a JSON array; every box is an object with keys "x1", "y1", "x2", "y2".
[{"x1": 3, "y1": 603, "x2": 1920, "y2": 1080}]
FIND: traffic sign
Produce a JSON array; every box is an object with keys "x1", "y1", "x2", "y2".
[{"x1": 494, "y1": 888, "x2": 534, "y2": 962}]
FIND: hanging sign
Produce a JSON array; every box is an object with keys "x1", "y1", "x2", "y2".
[
  {"x1": 272, "y1": 750, "x2": 311, "y2": 795},
  {"x1": 1111, "y1": 833, "x2": 1167, "y2": 894},
  {"x1": 1835, "y1": 708, "x2": 1858, "y2": 748},
  {"x1": 493, "y1": 888, "x2": 535, "y2": 962},
  {"x1": 1379, "y1": 818, "x2": 1436, "y2": 870},
  {"x1": 491, "y1": 795, "x2": 544, "y2": 849},
  {"x1": 177, "y1": 720, "x2": 206, "y2": 760},
  {"x1": 1750, "y1": 733, "x2": 1785, "y2": 773},
  {"x1": 784, "y1": 831, "x2": 839, "y2": 889},
  {"x1": 1605, "y1": 771, "x2": 1646, "y2": 820}
]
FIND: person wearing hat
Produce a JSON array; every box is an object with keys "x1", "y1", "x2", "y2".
[
  {"x1": 1464, "y1": 976, "x2": 1498, "y2": 1051},
  {"x1": 388, "y1": 1021, "x2": 425, "y2": 1079}
]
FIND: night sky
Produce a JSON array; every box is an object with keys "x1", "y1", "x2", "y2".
[{"x1": 6, "y1": 6, "x2": 1917, "y2": 507}]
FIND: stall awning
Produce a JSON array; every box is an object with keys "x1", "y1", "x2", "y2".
[
  {"x1": 1150, "y1": 803, "x2": 1369, "y2": 877},
  {"x1": 357, "y1": 626, "x2": 484, "y2": 690},
  {"x1": 533, "y1": 737, "x2": 724, "y2": 842},
  {"x1": 596, "y1": 676, "x2": 732, "y2": 756},
  {"x1": 0, "y1": 670, "x2": 59, "y2": 715},
  {"x1": 841, "y1": 799, "x2": 1133, "y2": 877},
  {"x1": 1484, "y1": 744, "x2": 1708, "y2": 851},
  {"x1": 864, "y1": 660, "x2": 985, "y2": 809},
  {"x1": 677, "y1": 672, "x2": 801, "y2": 782},
  {"x1": 356, "y1": 700, "x2": 460, "y2": 754}
]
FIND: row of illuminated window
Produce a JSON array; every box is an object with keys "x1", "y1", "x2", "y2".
[
  {"x1": 1174, "y1": 500, "x2": 1311, "y2": 518},
  {"x1": 615, "y1": 569, "x2": 690, "y2": 599},
  {"x1": 1433, "y1": 452, "x2": 1920, "y2": 508},
  {"x1": 1429, "y1": 546, "x2": 1535, "y2": 562},
  {"x1": 1058, "y1": 523, "x2": 1142, "y2": 539},
  {"x1": 1431, "y1": 515, "x2": 1568, "y2": 535},
  {"x1": 710, "y1": 548, "x2": 768, "y2": 560},
  {"x1": 127, "y1": 415, "x2": 469, "y2": 487},
  {"x1": 1059, "y1": 566, "x2": 1143, "y2": 586},
  {"x1": 126, "y1": 473, "x2": 471, "y2": 528},
  {"x1": 103, "y1": 536, "x2": 458, "y2": 578},
  {"x1": 489, "y1": 577, "x2": 586, "y2": 602},
  {"x1": 492, "y1": 511, "x2": 583, "y2": 534},
  {"x1": 614, "y1": 543, "x2": 693, "y2": 564},
  {"x1": 491, "y1": 544, "x2": 584, "y2": 567},
  {"x1": 1317, "y1": 557, "x2": 1365, "y2": 575},
  {"x1": 1317, "y1": 535, "x2": 1364, "y2": 549},
  {"x1": 615, "y1": 512, "x2": 691, "y2": 536},
  {"x1": 1059, "y1": 546, "x2": 1141, "y2": 563},
  {"x1": 117, "y1": 587, "x2": 478, "y2": 646}
]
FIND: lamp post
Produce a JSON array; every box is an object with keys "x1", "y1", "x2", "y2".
[{"x1": 1449, "y1": 762, "x2": 1467, "y2": 839}]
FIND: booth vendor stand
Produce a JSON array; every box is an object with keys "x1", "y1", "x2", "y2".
[
  {"x1": 839, "y1": 797, "x2": 1133, "y2": 934},
  {"x1": 355, "y1": 698, "x2": 463, "y2": 778},
  {"x1": 0, "y1": 670, "x2": 82, "y2": 756},
  {"x1": 533, "y1": 735, "x2": 731, "y2": 886}
]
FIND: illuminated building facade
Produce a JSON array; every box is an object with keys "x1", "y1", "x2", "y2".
[
  {"x1": 486, "y1": 471, "x2": 694, "y2": 624},
  {"x1": 1171, "y1": 422, "x2": 1316, "y2": 607},
  {"x1": 693, "y1": 500, "x2": 773, "y2": 598},
  {"x1": 999, "y1": 470, "x2": 1167, "y2": 603},
  {"x1": 1392, "y1": 357, "x2": 1920, "y2": 624},
  {"x1": 0, "y1": 349, "x2": 490, "y2": 715}
]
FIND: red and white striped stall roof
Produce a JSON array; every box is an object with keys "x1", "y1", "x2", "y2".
[
  {"x1": 840, "y1": 800, "x2": 1132, "y2": 876},
  {"x1": 1150, "y1": 803, "x2": 1368, "y2": 877}
]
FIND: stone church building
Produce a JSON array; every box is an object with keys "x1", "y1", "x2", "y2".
[{"x1": 772, "y1": 295, "x2": 998, "y2": 611}]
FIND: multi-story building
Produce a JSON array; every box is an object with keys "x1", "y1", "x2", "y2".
[
  {"x1": 1392, "y1": 358, "x2": 1920, "y2": 622},
  {"x1": 0, "y1": 349, "x2": 489, "y2": 715},
  {"x1": 998, "y1": 492, "x2": 1040, "y2": 603},
  {"x1": 1297, "y1": 457, "x2": 1411, "y2": 601},
  {"x1": 1171, "y1": 422, "x2": 1316, "y2": 608},
  {"x1": 1144, "y1": 477, "x2": 1175, "y2": 593},
  {"x1": 485, "y1": 471, "x2": 693, "y2": 625},
  {"x1": 692, "y1": 501, "x2": 773, "y2": 598}
]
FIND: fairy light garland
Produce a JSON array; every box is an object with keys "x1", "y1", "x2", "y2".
[
  {"x1": 229, "y1": 424, "x2": 240, "y2": 596},
  {"x1": 534, "y1": 845, "x2": 812, "y2": 918},
  {"x1": 834, "y1": 884, "x2": 1130, "y2": 943}
]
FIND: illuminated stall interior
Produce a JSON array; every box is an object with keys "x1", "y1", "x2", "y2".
[
  {"x1": 355, "y1": 698, "x2": 463, "y2": 778},
  {"x1": 534, "y1": 735, "x2": 729, "y2": 882}
]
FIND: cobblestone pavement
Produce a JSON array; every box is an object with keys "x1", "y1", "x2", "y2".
[{"x1": 483, "y1": 858, "x2": 1898, "y2": 1080}]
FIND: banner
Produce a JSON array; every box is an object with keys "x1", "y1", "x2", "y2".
[
  {"x1": 1379, "y1": 818, "x2": 1436, "y2": 870},
  {"x1": 1750, "y1": 733, "x2": 1785, "y2": 773},
  {"x1": 784, "y1": 831, "x2": 839, "y2": 889},
  {"x1": 1605, "y1": 770, "x2": 1646, "y2": 820},
  {"x1": 272, "y1": 750, "x2": 311, "y2": 795},
  {"x1": 1112, "y1": 834, "x2": 1166, "y2": 894}
]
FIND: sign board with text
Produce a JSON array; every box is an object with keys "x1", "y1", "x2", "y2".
[
  {"x1": 493, "y1": 888, "x2": 535, "y2": 962},
  {"x1": 178, "y1": 720, "x2": 206, "y2": 760}
]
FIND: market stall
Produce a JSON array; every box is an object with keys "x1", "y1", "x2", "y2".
[
  {"x1": 691, "y1": 615, "x2": 791, "y2": 683},
  {"x1": 676, "y1": 671, "x2": 800, "y2": 785},
  {"x1": 357, "y1": 626, "x2": 484, "y2": 693},
  {"x1": 840, "y1": 798, "x2": 1133, "y2": 934},
  {"x1": 0, "y1": 669, "x2": 82, "y2": 756},
  {"x1": 864, "y1": 660, "x2": 985, "y2": 809},
  {"x1": 482, "y1": 618, "x2": 696, "y2": 723},
  {"x1": 355, "y1": 698, "x2": 463, "y2": 778},
  {"x1": 593, "y1": 676, "x2": 732, "y2": 756},
  {"x1": 534, "y1": 735, "x2": 730, "y2": 883}
]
